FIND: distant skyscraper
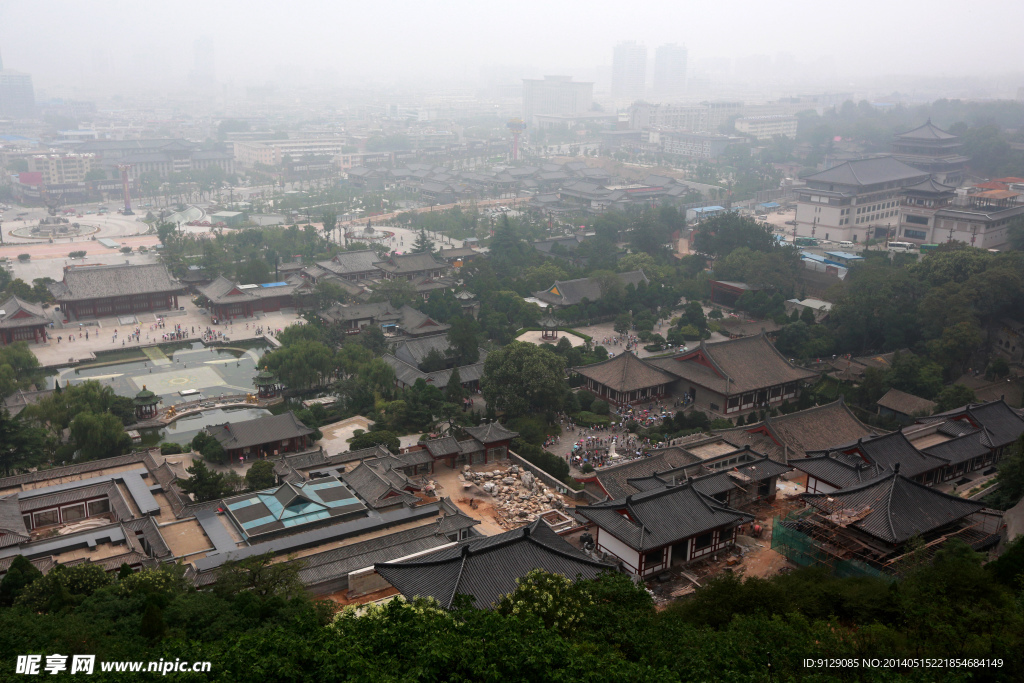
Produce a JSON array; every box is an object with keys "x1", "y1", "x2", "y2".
[
  {"x1": 611, "y1": 41, "x2": 647, "y2": 100},
  {"x1": 522, "y1": 76, "x2": 594, "y2": 126},
  {"x1": 0, "y1": 45, "x2": 36, "y2": 119},
  {"x1": 653, "y1": 44, "x2": 687, "y2": 98},
  {"x1": 189, "y1": 37, "x2": 216, "y2": 88}
]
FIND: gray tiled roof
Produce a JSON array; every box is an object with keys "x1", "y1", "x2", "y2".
[
  {"x1": 320, "y1": 250, "x2": 383, "y2": 276},
  {"x1": 374, "y1": 252, "x2": 448, "y2": 275},
  {"x1": 341, "y1": 461, "x2": 419, "y2": 509},
  {"x1": 208, "y1": 412, "x2": 314, "y2": 451},
  {"x1": 0, "y1": 296, "x2": 48, "y2": 330},
  {"x1": 577, "y1": 481, "x2": 753, "y2": 551},
  {"x1": 50, "y1": 264, "x2": 183, "y2": 302},
  {"x1": 761, "y1": 399, "x2": 880, "y2": 460},
  {"x1": 595, "y1": 450, "x2": 701, "y2": 500},
  {"x1": 649, "y1": 334, "x2": 818, "y2": 395},
  {"x1": 921, "y1": 432, "x2": 990, "y2": 466},
  {"x1": 532, "y1": 270, "x2": 648, "y2": 306},
  {"x1": 576, "y1": 351, "x2": 677, "y2": 393},
  {"x1": 393, "y1": 335, "x2": 452, "y2": 366},
  {"x1": 0, "y1": 496, "x2": 28, "y2": 544},
  {"x1": 803, "y1": 470, "x2": 983, "y2": 545},
  {"x1": 895, "y1": 120, "x2": 957, "y2": 141},
  {"x1": 463, "y1": 422, "x2": 519, "y2": 444},
  {"x1": 375, "y1": 521, "x2": 614, "y2": 608},
  {"x1": 789, "y1": 451, "x2": 881, "y2": 489},
  {"x1": 802, "y1": 157, "x2": 927, "y2": 188},
  {"x1": 877, "y1": 389, "x2": 936, "y2": 417}
]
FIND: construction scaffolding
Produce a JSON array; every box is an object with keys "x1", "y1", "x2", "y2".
[
  {"x1": 771, "y1": 510, "x2": 888, "y2": 580},
  {"x1": 772, "y1": 505, "x2": 1003, "y2": 579}
]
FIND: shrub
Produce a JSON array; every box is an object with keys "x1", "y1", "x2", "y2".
[
  {"x1": 710, "y1": 418, "x2": 733, "y2": 429},
  {"x1": 120, "y1": 246, "x2": 132, "y2": 254},
  {"x1": 581, "y1": 463, "x2": 594, "y2": 474},
  {"x1": 572, "y1": 411, "x2": 611, "y2": 428},
  {"x1": 708, "y1": 307, "x2": 723, "y2": 319},
  {"x1": 576, "y1": 392, "x2": 594, "y2": 413},
  {"x1": 159, "y1": 442, "x2": 184, "y2": 455},
  {"x1": 512, "y1": 438, "x2": 569, "y2": 481},
  {"x1": 679, "y1": 324, "x2": 701, "y2": 340},
  {"x1": 68, "y1": 250, "x2": 86, "y2": 258},
  {"x1": 17, "y1": 254, "x2": 30, "y2": 262},
  {"x1": 590, "y1": 399, "x2": 609, "y2": 416}
]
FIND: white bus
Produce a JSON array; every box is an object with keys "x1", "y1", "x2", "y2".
[{"x1": 887, "y1": 241, "x2": 916, "y2": 253}]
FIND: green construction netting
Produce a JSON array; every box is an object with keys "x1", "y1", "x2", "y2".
[{"x1": 771, "y1": 513, "x2": 888, "y2": 580}]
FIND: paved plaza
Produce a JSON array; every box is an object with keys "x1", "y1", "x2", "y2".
[{"x1": 31, "y1": 300, "x2": 304, "y2": 368}]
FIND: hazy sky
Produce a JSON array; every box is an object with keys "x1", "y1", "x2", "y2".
[{"x1": 2, "y1": 0, "x2": 1023, "y2": 91}]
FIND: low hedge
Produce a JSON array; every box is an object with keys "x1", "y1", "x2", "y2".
[{"x1": 572, "y1": 411, "x2": 611, "y2": 428}]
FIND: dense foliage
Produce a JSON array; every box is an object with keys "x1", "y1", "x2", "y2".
[{"x1": 0, "y1": 539, "x2": 1021, "y2": 681}]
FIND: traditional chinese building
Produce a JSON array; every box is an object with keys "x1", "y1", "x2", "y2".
[
  {"x1": 207, "y1": 412, "x2": 315, "y2": 461},
  {"x1": 647, "y1": 333, "x2": 818, "y2": 418},
  {"x1": 577, "y1": 479, "x2": 753, "y2": 578},
  {"x1": 132, "y1": 386, "x2": 160, "y2": 420},
  {"x1": 0, "y1": 296, "x2": 49, "y2": 345},
  {"x1": 575, "y1": 351, "x2": 677, "y2": 406},
  {"x1": 197, "y1": 275, "x2": 314, "y2": 320},
  {"x1": 49, "y1": 264, "x2": 184, "y2": 321}
]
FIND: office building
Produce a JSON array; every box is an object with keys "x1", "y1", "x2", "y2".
[
  {"x1": 612, "y1": 41, "x2": 647, "y2": 100},
  {"x1": 74, "y1": 139, "x2": 234, "y2": 179},
  {"x1": 795, "y1": 157, "x2": 928, "y2": 243},
  {"x1": 27, "y1": 153, "x2": 95, "y2": 184},
  {"x1": 0, "y1": 47, "x2": 35, "y2": 119},
  {"x1": 521, "y1": 76, "x2": 593, "y2": 127},
  {"x1": 232, "y1": 138, "x2": 348, "y2": 168},
  {"x1": 653, "y1": 44, "x2": 687, "y2": 98},
  {"x1": 734, "y1": 115, "x2": 798, "y2": 140}
]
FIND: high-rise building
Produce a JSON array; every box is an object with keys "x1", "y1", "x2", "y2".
[
  {"x1": 653, "y1": 44, "x2": 687, "y2": 98},
  {"x1": 522, "y1": 75, "x2": 593, "y2": 126},
  {"x1": 189, "y1": 37, "x2": 216, "y2": 88},
  {"x1": 0, "y1": 45, "x2": 36, "y2": 119},
  {"x1": 611, "y1": 41, "x2": 647, "y2": 100}
]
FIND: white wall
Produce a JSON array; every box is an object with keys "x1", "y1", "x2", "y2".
[{"x1": 596, "y1": 528, "x2": 642, "y2": 575}]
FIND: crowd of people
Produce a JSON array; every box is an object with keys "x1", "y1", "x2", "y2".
[{"x1": 553, "y1": 399, "x2": 680, "y2": 472}]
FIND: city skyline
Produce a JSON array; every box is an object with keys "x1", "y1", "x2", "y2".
[{"x1": 0, "y1": 0, "x2": 1022, "y2": 94}]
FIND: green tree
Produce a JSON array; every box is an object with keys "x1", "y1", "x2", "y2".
[
  {"x1": 691, "y1": 213, "x2": 779, "y2": 257},
  {"x1": 0, "y1": 409, "x2": 47, "y2": 476},
  {"x1": 444, "y1": 367, "x2": 466, "y2": 404},
  {"x1": 69, "y1": 411, "x2": 131, "y2": 462},
  {"x1": 934, "y1": 384, "x2": 976, "y2": 413},
  {"x1": 261, "y1": 339, "x2": 337, "y2": 389},
  {"x1": 446, "y1": 316, "x2": 480, "y2": 366},
  {"x1": 0, "y1": 555, "x2": 43, "y2": 606},
  {"x1": 482, "y1": 342, "x2": 566, "y2": 419},
  {"x1": 349, "y1": 429, "x2": 400, "y2": 454},
  {"x1": 16, "y1": 563, "x2": 112, "y2": 613},
  {"x1": 245, "y1": 460, "x2": 277, "y2": 491},
  {"x1": 0, "y1": 342, "x2": 43, "y2": 399},
  {"x1": 495, "y1": 569, "x2": 595, "y2": 632},
  {"x1": 367, "y1": 277, "x2": 416, "y2": 308},
  {"x1": 178, "y1": 460, "x2": 233, "y2": 502},
  {"x1": 214, "y1": 552, "x2": 306, "y2": 600},
  {"x1": 312, "y1": 280, "x2": 347, "y2": 310},
  {"x1": 411, "y1": 228, "x2": 434, "y2": 254},
  {"x1": 419, "y1": 348, "x2": 448, "y2": 373},
  {"x1": 994, "y1": 434, "x2": 1024, "y2": 508}
]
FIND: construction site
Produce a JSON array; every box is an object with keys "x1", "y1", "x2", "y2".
[{"x1": 772, "y1": 473, "x2": 1005, "y2": 579}]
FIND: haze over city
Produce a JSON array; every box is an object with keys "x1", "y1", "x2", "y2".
[
  {"x1": 3, "y1": 0, "x2": 1024, "y2": 96},
  {"x1": 1, "y1": 2, "x2": 1024, "y2": 681}
]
